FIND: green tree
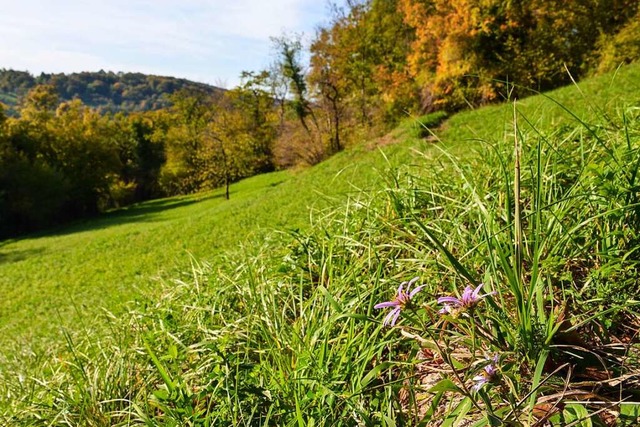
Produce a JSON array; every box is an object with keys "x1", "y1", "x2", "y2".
[
  {"x1": 0, "y1": 98, "x2": 69, "y2": 237},
  {"x1": 158, "y1": 90, "x2": 216, "y2": 195},
  {"x1": 230, "y1": 71, "x2": 277, "y2": 172},
  {"x1": 272, "y1": 35, "x2": 317, "y2": 134},
  {"x1": 50, "y1": 100, "x2": 122, "y2": 215}
]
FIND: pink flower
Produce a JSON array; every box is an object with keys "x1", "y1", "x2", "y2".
[
  {"x1": 437, "y1": 283, "x2": 494, "y2": 314},
  {"x1": 374, "y1": 277, "x2": 424, "y2": 326},
  {"x1": 472, "y1": 355, "x2": 499, "y2": 392}
]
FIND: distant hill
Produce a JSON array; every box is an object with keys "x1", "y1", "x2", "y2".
[{"x1": 0, "y1": 69, "x2": 224, "y2": 114}]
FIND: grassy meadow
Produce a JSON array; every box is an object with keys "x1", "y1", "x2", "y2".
[
  {"x1": 2, "y1": 64, "x2": 640, "y2": 425},
  {"x1": 0, "y1": 138, "x2": 423, "y2": 343}
]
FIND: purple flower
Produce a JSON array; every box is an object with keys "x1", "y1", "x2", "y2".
[
  {"x1": 437, "y1": 283, "x2": 494, "y2": 314},
  {"x1": 472, "y1": 355, "x2": 499, "y2": 392},
  {"x1": 374, "y1": 277, "x2": 424, "y2": 326}
]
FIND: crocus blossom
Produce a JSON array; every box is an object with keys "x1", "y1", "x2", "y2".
[
  {"x1": 374, "y1": 277, "x2": 424, "y2": 326},
  {"x1": 437, "y1": 282, "x2": 494, "y2": 314}
]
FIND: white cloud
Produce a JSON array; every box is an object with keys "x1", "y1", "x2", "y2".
[
  {"x1": 0, "y1": 47, "x2": 109, "y2": 73},
  {"x1": 0, "y1": 0, "x2": 327, "y2": 86}
]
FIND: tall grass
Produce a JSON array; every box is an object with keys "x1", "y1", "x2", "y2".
[{"x1": 3, "y1": 67, "x2": 640, "y2": 425}]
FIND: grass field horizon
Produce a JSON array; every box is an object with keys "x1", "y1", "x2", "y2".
[{"x1": 2, "y1": 63, "x2": 640, "y2": 425}]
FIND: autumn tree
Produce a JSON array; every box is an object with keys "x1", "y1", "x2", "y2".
[
  {"x1": 50, "y1": 99, "x2": 122, "y2": 215},
  {"x1": 157, "y1": 84, "x2": 277, "y2": 199},
  {"x1": 232, "y1": 70, "x2": 278, "y2": 173},
  {"x1": 0, "y1": 87, "x2": 116, "y2": 235},
  {"x1": 399, "y1": 0, "x2": 639, "y2": 111},
  {"x1": 271, "y1": 35, "x2": 329, "y2": 166},
  {"x1": 595, "y1": 6, "x2": 640, "y2": 74},
  {"x1": 0, "y1": 86, "x2": 70, "y2": 234},
  {"x1": 309, "y1": 0, "x2": 417, "y2": 138},
  {"x1": 108, "y1": 112, "x2": 165, "y2": 205}
]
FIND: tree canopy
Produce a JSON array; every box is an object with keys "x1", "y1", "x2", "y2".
[{"x1": 0, "y1": 69, "x2": 224, "y2": 115}]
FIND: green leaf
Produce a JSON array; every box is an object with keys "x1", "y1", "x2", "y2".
[
  {"x1": 383, "y1": 415, "x2": 397, "y2": 427},
  {"x1": 441, "y1": 396, "x2": 473, "y2": 427},
  {"x1": 360, "y1": 361, "x2": 395, "y2": 389},
  {"x1": 563, "y1": 403, "x2": 592, "y2": 427},
  {"x1": 619, "y1": 402, "x2": 640, "y2": 426},
  {"x1": 153, "y1": 389, "x2": 169, "y2": 401},
  {"x1": 318, "y1": 285, "x2": 343, "y2": 312},
  {"x1": 427, "y1": 378, "x2": 462, "y2": 394},
  {"x1": 168, "y1": 344, "x2": 178, "y2": 359},
  {"x1": 420, "y1": 391, "x2": 444, "y2": 424},
  {"x1": 144, "y1": 340, "x2": 175, "y2": 393}
]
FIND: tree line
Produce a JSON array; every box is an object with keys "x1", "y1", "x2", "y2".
[
  {"x1": 0, "y1": 73, "x2": 276, "y2": 238},
  {"x1": 267, "y1": 0, "x2": 640, "y2": 168},
  {"x1": 0, "y1": 69, "x2": 223, "y2": 115},
  {"x1": 303, "y1": 0, "x2": 639, "y2": 124}
]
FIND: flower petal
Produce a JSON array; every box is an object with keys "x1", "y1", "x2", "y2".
[
  {"x1": 438, "y1": 304, "x2": 452, "y2": 315},
  {"x1": 374, "y1": 301, "x2": 399, "y2": 309},
  {"x1": 485, "y1": 364, "x2": 498, "y2": 376},
  {"x1": 471, "y1": 283, "x2": 485, "y2": 299},
  {"x1": 437, "y1": 296, "x2": 462, "y2": 305},
  {"x1": 477, "y1": 291, "x2": 497, "y2": 300},
  {"x1": 383, "y1": 307, "x2": 400, "y2": 326},
  {"x1": 409, "y1": 284, "x2": 425, "y2": 298},
  {"x1": 389, "y1": 307, "x2": 402, "y2": 326},
  {"x1": 471, "y1": 377, "x2": 488, "y2": 392},
  {"x1": 407, "y1": 277, "x2": 420, "y2": 287}
]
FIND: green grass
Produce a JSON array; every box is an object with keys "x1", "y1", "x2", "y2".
[
  {"x1": 0, "y1": 139, "x2": 424, "y2": 344},
  {"x1": 2, "y1": 63, "x2": 640, "y2": 425}
]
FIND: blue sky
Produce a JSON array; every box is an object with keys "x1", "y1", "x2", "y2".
[{"x1": 0, "y1": 0, "x2": 337, "y2": 88}]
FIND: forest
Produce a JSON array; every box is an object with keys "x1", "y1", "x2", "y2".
[
  {"x1": 1, "y1": 0, "x2": 639, "y2": 239},
  {"x1": 0, "y1": 69, "x2": 223, "y2": 114}
]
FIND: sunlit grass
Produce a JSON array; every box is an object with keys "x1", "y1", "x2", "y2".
[
  {"x1": 0, "y1": 140, "x2": 423, "y2": 344},
  {"x1": 2, "y1": 63, "x2": 640, "y2": 425}
]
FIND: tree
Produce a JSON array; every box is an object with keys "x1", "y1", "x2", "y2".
[
  {"x1": 308, "y1": 0, "x2": 417, "y2": 137},
  {"x1": 309, "y1": 24, "x2": 347, "y2": 153},
  {"x1": 399, "y1": 0, "x2": 640, "y2": 111},
  {"x1": 0, "y1": 94, "x2": 69, "y2": 236},
  {"x1": 232, "y1": 71, "x2": 277, "y2": 173},
  {"x1": 272, "y1": 34, "x2": 317, "y2": 134},
  {"x1": 50, "y1": 99, "x2": 122, "y2": 215},
  {"x1": 158, "y1": 89, "x2": 217, "y2": 195},
  {"x1": 595, "y1": 7, "x2": 640, "y2": 74}
]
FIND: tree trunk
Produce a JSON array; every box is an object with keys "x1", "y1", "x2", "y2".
[{"x1": 225, "y1": 173, "x2": 229, "y2": 200}]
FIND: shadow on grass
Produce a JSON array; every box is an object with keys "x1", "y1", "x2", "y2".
[
  {"x1": 0, "y1": 246, "x2": 46, "y2": 265},
  {"x1": 3, "y1": 192, "x2": 227, "y2": 243}
]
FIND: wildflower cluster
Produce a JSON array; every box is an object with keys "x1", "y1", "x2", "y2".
[{"x1": 374, "y1": 278, "x2": 501, "y2": 413}]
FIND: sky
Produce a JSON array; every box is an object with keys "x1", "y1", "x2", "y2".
[{"x1": 0, "y1": 0, "x2": 336, "y2": 88}]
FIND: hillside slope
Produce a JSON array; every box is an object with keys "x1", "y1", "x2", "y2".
[
  {"x1": 0, "y1": 136, "x2": 424, "y2": 344},
  {"x1": 2, "y1": 63, "x2": 640, "y2": 425},
  {"x1": 2, "y1": 63, "x2": 639, "y2": 346}
]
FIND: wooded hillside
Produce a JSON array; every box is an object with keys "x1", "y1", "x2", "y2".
[{"x1": 0, "y1": 69, "x2": 223, "y2": 114}]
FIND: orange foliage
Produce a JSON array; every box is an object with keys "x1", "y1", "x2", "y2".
[{"x1": 399, "y1": 0, "x2": 639, "y2": 111}]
